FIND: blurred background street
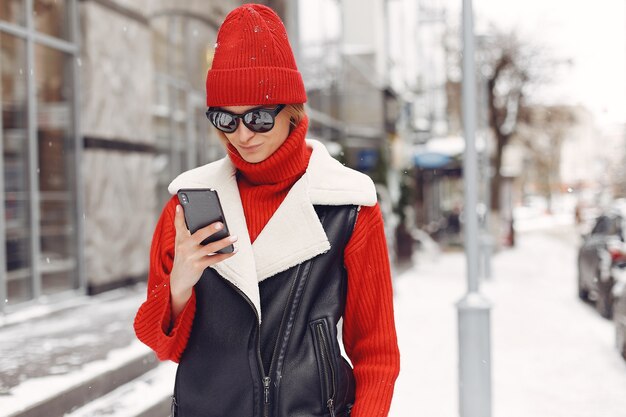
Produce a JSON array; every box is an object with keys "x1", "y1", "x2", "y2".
[
  {"x1": 1, "y1": 0, "x2": 626, "y2": 416},
  {"x1": 391, "y1": 219, "x2": 626, "y2": 417}
]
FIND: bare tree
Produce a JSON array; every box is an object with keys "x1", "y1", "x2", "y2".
[
  {"x1": 446, "y1": 26, "x2": 569, "y2": 216},
  {"x1": 515, "y1": 105, "x2": 579, "y2": 212},
  {"x1": 480, "y1": 30, "x2": 552, "y2": 213}
]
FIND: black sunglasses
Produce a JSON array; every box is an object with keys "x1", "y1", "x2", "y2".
[{"x1": 206, "y1": 104, "x2": 286, "y2": 134}]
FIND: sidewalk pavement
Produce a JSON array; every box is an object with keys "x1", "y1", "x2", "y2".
[
  {"x1": 0, "y1": 285, "x2": 173, "y2": 417},
  {"x1": 389, "y1": 227, "x2": 626, "y2": 417}
]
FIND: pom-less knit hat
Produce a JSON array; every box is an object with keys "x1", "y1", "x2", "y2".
[{"x1": 206, "y1": 4, "x2": 307, "y2": 107}]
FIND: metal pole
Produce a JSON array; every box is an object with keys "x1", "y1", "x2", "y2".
[
  {"x1": 26, "y1": 0, "x2": 42, "y2": 300},
  {"x1": 70, "y1": 0, "x2": 87, "y2": 294},
  {"x1": 457, "y1": 0, "x2": 492, "y2": 416},
  {"x1": 0, "y1": 26, "x2": 6, "y2": 312}
]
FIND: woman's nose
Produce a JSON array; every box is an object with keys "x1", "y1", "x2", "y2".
[{"x1": 234, "y1": 120, "x2": 255, "y2": 142}]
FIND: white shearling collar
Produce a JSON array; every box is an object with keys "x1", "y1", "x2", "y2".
[{"x1": 167, "y1": 139, "x2": 376, "y2": 322}]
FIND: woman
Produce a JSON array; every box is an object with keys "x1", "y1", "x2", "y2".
[{"x1": 134, "y1": 4, "x2": 400, "y2": 417}]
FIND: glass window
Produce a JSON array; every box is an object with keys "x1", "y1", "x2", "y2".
[
  {"x1": 151, "y1": 14, "x2": 220, "y2": 207},
  {"x1": 169, "y1": 16, "x2": 186, "y2": 80},
  {"x1": 0, "y1": 0, "x2": 26, "y2": 26},
  {"x1": 34, "y1": 0, "x2": 71, "y2": 41},
  {"x1": 35, "y1": 43, "x2": 78, "y2": 295},
  {"x1": 187, "y1": 19, "x2": 215, "y2": 92},
  {"x1": 152, "y1": 17, "x2": 168, "y2": 75},
  {"x1": 1, "y1": 32, "x2": 33, "y2": 305},
  {"x1": 171, "y1": 86, "x2": 187, "y2": 174}
]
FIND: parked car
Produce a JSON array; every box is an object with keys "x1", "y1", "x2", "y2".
[
  {"x1": 577, "y1": 206, "x2": 626, "y2": 318},
  {"x1": 613, "y1": 273, "x2": 626, "y2": 360}
]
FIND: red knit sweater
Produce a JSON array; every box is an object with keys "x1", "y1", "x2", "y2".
[{"x1": 134, "y1": 118, "x2": 400, "y2": 417}]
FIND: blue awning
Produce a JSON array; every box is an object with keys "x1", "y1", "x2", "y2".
[{"x1": 413, "y1": 152, "x2": 452, "y2": 169}]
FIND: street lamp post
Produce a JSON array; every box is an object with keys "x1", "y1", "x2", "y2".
[{"x1": 456, "y1": 0, "x2": 493, "y2": 416}]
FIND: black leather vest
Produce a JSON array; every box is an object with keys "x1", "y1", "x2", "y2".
[{"x1": 172, "y1": 205, "x2": 358, "y2": 417}]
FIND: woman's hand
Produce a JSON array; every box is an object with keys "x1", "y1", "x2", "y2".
[{"x1": 169, "y1": 204, "x2": 238, "y2": 319}]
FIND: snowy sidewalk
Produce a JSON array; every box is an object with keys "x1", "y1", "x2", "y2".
[
  {"x1": 0, "y1": 285, "x2": 165, "y2": 417},
  {"x1": 389, "y1": 229, "x2": 626, "y2": 417}
]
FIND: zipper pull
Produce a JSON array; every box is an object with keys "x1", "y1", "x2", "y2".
[
  {"x1": 327, "y1": 398, "x2": 336, "y2": 417},
  {"x1": 263, "y1": 376, "x2": 271, "y2": 404},
  {"x1": 171, "y1": 396, "x2": 178, "y2": 416}
]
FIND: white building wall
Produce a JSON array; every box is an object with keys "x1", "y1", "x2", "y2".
[{"x1": 341, "y1": 0, "x2": 386, "y2": 82}]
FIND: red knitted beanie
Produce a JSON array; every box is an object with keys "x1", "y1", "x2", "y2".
[{"x1": 206, "y1": 4, "x2": 307, "y2": 107}]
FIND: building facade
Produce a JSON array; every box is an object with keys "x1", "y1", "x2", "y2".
[{"x1": 0, "y1": 0, "x2": 241, "y2": 313}]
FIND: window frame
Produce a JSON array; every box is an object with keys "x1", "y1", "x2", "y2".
[
  {"x1": 0, "y1": 0, "x2": 83, "y2": 313},
  {"x1": 151, "y1": 12, "x2": 224, "y2": 208}
]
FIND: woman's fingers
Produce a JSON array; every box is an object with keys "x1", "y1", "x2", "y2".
[
  {"x1": 200, "y1": 234, "x2": 238, "y2": 257},
  {"x1": 196, "y1": 250, "x2": 237, "y2": 270},
  {"x1": 174, "y1": 205, "x2": 190, "y2": 242},
  {"x1": 192, "y1": 221, "x2": 225, "y2": 246}
]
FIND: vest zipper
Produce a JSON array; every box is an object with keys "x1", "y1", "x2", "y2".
[
  {"x1": 263, "y1": 376, "x2": 271, "y2": 416},
  {"x1": 219, "y1": 279, "x2": 270, "y2": 417},
  {"x1": 229, "y1": 264, "x2": 310, "y2": 417},
  {"x1": 170, "y1": 395, "x2": 177, "y2": 417},
  {"x1": 316, "y1": 322, "x2": 336, "y2": 417},
  {"x1": 258, "y1": 264, "x2": 303, "y2": 417}
]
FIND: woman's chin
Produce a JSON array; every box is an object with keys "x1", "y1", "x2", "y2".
[
  {"x1": 239, "y1": 152, "x2": 269, "y2": 164},
  {"x1": 236, "y1": 145, "x2": 271, "y2": 163}
]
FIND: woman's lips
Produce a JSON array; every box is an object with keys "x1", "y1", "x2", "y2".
[{"x1": 239, "y1": 143, "x2": 262, "y2": 152}]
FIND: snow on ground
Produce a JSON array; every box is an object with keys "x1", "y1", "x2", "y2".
[
  {"x1": 64, "y1": 362, "x2": 176, "y2": 417},
  {"x1": 389, "y1": 227, "x2": 626, "y2": 417},
  {"x1": 390, "y1": 247, "x2": 465, "y2": 417},
  {"x1": 0, "y1": 285, "x2": 152, "y2": 417},
  {"x1": 0, "y1": 286, "x2": 146, "y2": 394},
  {"x1": 0, "y1": 342, "x2": 151, "y2": 417}
]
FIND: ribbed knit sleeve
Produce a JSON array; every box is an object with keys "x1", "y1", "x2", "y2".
[
  {"x1": 343, "y1": 203, "x2": 400, "y2": 417},
  {"x1": 133, "y1": 195, "x2": 196, "y2": 362}
]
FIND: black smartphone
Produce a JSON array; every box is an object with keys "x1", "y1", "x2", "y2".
[{"x1": 177, "y1": 188, "x2": 234, "y2": 254}]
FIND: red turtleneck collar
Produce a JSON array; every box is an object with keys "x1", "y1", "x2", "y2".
[
  {"x1": 227, "y1": 116, "x2": 311, "y2": 185},
  {"x1": 227, "y1": 116, "x2": 312, "y2": 243}
]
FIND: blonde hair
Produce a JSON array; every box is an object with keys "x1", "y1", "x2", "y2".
[
  {"x1": 214, "y1": 104, "x2": 306, "y2": 147},
  {"x1": 284, "y1": 103, "x2": 306, "y2": 128}
]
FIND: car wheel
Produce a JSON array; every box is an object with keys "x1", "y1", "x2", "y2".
[{"x1": 596, "y1": 278, "x2": 614, "y2": 319}]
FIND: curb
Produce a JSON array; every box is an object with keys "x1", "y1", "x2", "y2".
[{"x1": 6, "y1": 351, "x2": 158, "y2": 417}]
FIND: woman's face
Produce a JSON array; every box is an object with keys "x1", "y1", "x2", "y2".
[{"x1": 221, "y1": 105, "x2": 291, "y2": 163}]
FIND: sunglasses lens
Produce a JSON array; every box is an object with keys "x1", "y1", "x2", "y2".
[
  {"x1": 244, "y1": 110, "x2": 274, "y2": 133},
  {"x1": 209, "y1": 112, "x2": 238, "y2": 133}
]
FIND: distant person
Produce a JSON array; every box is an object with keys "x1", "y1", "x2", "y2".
[
  {"x1": 575, "y1": 201, "x2": 582, "y2": 225},
  {"x1": 133, "y1": 4, "x2": 399, "y2": 417},
  {"x1": 447, "y1": 206, "x2": 461, "y2": 235}
]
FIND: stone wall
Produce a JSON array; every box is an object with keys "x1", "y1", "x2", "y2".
[
  {"x1": 82, "y1": 150, "x2": 156, "y2": 289},
  {"x1": 80, "y1": 1, "x2": 153, "y2": 143},
  {"x1": 78, "y1": 0, "x2": 241, "y2": 292}
]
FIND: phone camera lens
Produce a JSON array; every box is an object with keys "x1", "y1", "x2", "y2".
[{"x1": 180, "y1": 193, "x2": 188, "y2": 204}]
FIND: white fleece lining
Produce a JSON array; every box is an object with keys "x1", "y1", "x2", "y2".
[
  {"x1": 253, "y1": 175, "x2": 331, "y2": 281},
  {"x1": 167, "y1": 139, "x2": 377, "y2": 322}
]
